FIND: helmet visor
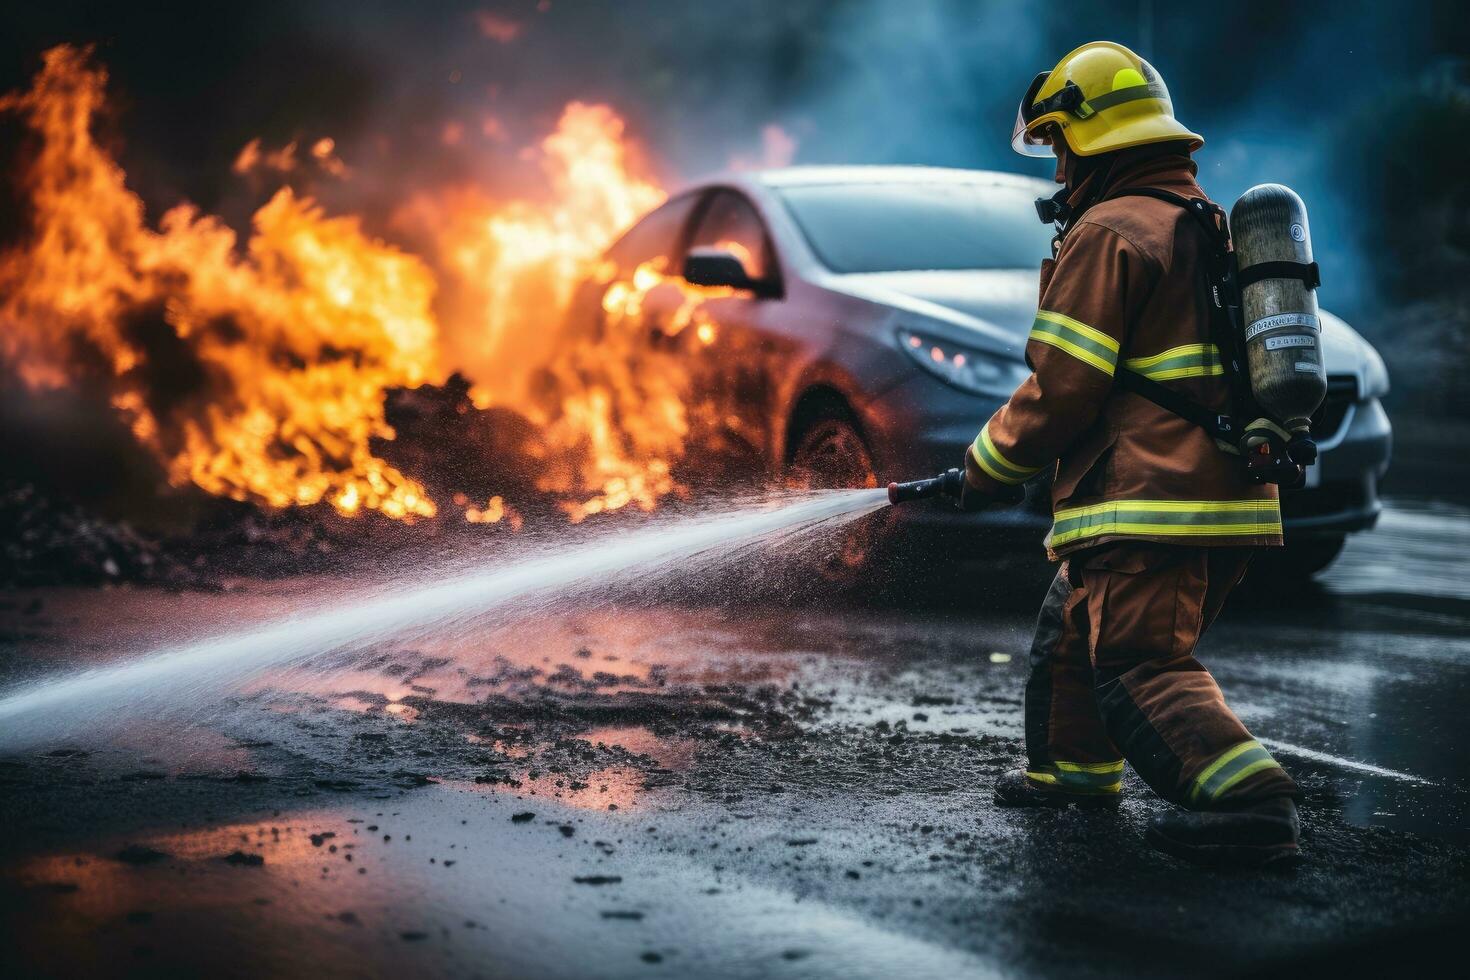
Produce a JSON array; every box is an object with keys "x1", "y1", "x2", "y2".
[{"x1": 1010, "y1": 71, "x2": 1055, "y2": 157}]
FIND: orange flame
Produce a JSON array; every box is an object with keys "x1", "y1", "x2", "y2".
[
  {"x1": 0, "y1": 46, "x2": 440, "y2": 519},
  {"x1": 397, "y1": 102, "x2": 700, "y2": 522},
  {"x1": 0, "y1": 45, "x2": 703, "y2": 527}
]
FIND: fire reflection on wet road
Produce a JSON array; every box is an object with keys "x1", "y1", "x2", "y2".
[{"x1": 1, "y1": 499, "x2": 1468, "y2": 978}]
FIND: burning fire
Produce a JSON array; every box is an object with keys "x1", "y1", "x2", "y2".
[
  {"x1": 0, "y1": 45, "x2": 703, "y2": 526},
  {"x1": 0, "y1": 46, "x2": 439, "y2": 519},
  {"x1": 389, "y1": 101, "x2": 695, "y2": 523},
  {"x1": 233, "y1": 135, "x2": 348, "y2": 180}
]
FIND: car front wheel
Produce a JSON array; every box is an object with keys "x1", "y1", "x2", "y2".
[{"x1": 786, "y1": 416, "x2": 890, "y2": 586}]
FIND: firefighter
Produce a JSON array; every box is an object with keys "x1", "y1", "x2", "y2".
[{"x1": 964, "y1": 41, "x2": 1301, "y2": 867}]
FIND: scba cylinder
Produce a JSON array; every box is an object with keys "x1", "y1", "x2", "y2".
[{"x1": 1230, "y1": 184, "x2": 1327, "y2": 448}]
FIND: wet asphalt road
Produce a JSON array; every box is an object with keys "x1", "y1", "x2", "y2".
[{"x1": 1, "y1": 499, "x2": 1467, "y2": 978}]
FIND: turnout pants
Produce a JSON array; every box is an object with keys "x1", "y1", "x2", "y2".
[{"x1": 1023, "y1": 543, "x2": 1298, "y2": 809}]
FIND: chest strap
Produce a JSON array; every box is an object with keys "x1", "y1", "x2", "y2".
[{"x1": 1113, "y1": 369, "x2": 1237, "y2": 447}]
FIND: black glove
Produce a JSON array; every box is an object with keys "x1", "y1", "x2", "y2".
[
  {"x1": 959, "y1": 481, "x2": 1026, "y2": 511},
  {"x1": 958, "y1": 452, "x2": 1026, "y2": 511}
]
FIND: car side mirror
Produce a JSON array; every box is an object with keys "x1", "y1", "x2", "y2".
[{"x1": 683, "y1": 247, "x2": 765, "y2": 294}]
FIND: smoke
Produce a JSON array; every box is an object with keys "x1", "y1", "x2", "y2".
[{"x1": 0, "y1": 2, "x2": 1464, "y2": 317}]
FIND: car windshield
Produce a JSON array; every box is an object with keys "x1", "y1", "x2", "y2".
[{"x1": 777, "y1": 181, "x2": 1056, "y2": 273}]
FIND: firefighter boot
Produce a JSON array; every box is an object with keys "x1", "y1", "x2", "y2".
[
  {"x1": 1146, "y1": 796, "x2": 1300, "y2": 869},
  {"x1": 993, "y1": 770, "x2": 1122, "y2": 810}
]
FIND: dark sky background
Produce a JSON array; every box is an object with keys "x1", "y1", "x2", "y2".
[{"x1": 1, "y1": 0, "x2": 1466, "y2": 314}]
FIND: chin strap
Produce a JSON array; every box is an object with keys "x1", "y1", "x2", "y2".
[
  {"x1": 1035, "y1": 187, "x2": 1072, "y2": 226},
  {"x1": 1035, "y1": 156, "x2": 1120, "y2": 254}
]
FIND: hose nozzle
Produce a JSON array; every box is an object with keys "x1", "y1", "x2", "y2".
[{"x1": 887, "y1": 468, "x2": 964, "y2": 505}]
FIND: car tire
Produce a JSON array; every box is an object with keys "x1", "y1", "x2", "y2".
[
  {"x1": 785, "y1": 414, "x2": 892, "y2": 588},
  {"x1": 1252, "y1": 534, "x2": 1347, "y2": 583}
]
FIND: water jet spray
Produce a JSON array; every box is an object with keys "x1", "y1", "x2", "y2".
[{"x1": 0, "y1": 488, "x2": 889, "y2": 749}]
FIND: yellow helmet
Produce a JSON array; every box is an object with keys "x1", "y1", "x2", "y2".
[{"x1": 1012, "y1": 41, "x2": 1202, "y2": 157}]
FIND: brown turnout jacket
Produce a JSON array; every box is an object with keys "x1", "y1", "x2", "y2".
[{"x1": 965, "y1": 154, "x2": 1283, "y2": 559}]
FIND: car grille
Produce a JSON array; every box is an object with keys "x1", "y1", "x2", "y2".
[
  {"x1": 1279, "y1": 475, "x2": 1370, "y2": 518},
  {"x1": 1311, "y1": 375, "x2": 1358, "y2": 443}
]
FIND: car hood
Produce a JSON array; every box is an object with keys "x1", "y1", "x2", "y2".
[
  {"x1": 825, "y1": 269, "x2": 1037, "y2": 354},
  {"x1": 829, "y1": 268, "x2": 1371, "y2": 376},
  {"x1": 1316, "y1": 309, "x2": 1374, "y2": 382}
]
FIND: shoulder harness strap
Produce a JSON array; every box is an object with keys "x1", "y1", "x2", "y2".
[
  {"x1": 1098, "y1": 187, "x2": 1240, "y2": 449},
  {"x1": 1105, "y1": 187, "x2": 1228, "y2": 246}
]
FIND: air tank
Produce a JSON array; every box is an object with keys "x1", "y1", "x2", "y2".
[{"x1": 1230, "y1": 184, "x2": 1327, "y2": 455}]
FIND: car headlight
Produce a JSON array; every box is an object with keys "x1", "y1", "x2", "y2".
[
  {"x1": 1360, "y1": 339, "x2": 1390, "y2": 398},
  {"x1": 897, "y1": 328, "x2": 1030, "y2": 398}
]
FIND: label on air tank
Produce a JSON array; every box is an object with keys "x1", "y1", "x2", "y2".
[
  {"x1": 1294, "y1": 361, "x2": 1320, "y2": 373},
  {"x1": 1245, "y1": 312, "x2": 1319, "y2": 342},
  {"x1": 1265, "y1": 334, "x2": 1317, "y2": 350}
]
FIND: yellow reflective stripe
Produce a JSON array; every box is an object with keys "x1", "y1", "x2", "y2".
[
  {"x1": 1211, "y1": 758, "x2": 1280, "y2": 798},
  {"x1": 1191, "y1": 740, "x2": 1257, "y2": 791},
  {"x1": 1034, "y1": 310, "x2": 1120, "y2": 353},
  {"x1": 969, "y1": 426, "x2": 1043, "y2": 485},
  {"x1": 968, "y1": 443, "x2": 1013, "y2": 485},
  {"x1": 1029, "y1": 332, "x2": 1116, "y2": 376},
  {"x1": 1025, "y1": 775, "x2": 1125, "y2": 794},
  {"x1": 968, "y1": 441, "x2": 1008, "y2": 484},
  {"x1": 1051, "y1": 522, "x2": 1283, "y2": 546},
  {"x1": 1056, "y1": 499, "x2": 1274, "y2": 518},
  {"x1": 1123, "y1": 344, "x2": 1215, "y2": 370},
  {"x1": 1029, "y1": 759, "x2": 1125, "y2": 793},
  {"x1": 1048, "y1": 499, "x2": 1283, "y2": 548},
  {"x1": 1029, "y1": 310, "x2": 1120, "y2": 377},
  {"x1": 1053, "y1": 759, "x2": 1125, "y2": 774},
  {"x1": 1188, "y1": 740, "x2": 1282, "y2": 805},
  {"x1": 981, "y1": 428, "x2": 1041, "y2": 479},
  {"x1": 1123, "y1": 343, "x2": 1225, "y2": 381},
  {"x1": 1023, "y1": 775, "x2": 1123, "y2": 799},
  {"x1": 1142, "y1": 364, "x2": 1225, "y2": 381}
]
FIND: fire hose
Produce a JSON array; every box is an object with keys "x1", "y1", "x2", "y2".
[{"x1": 886, "y1": 468, "x2": 1026, "y2": 507}]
